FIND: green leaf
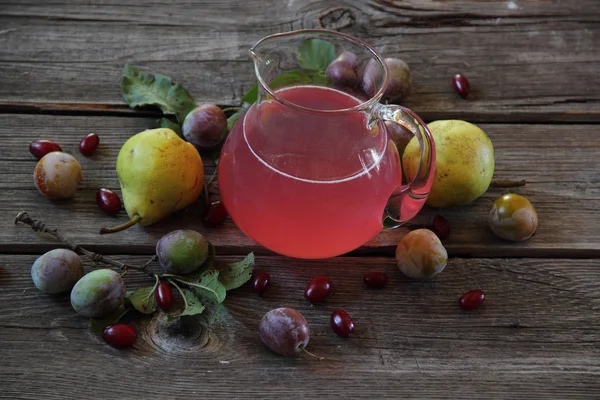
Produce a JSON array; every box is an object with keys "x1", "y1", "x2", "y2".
[
  {"x1": 125, "y1": 286, "x2": 157, "y2": 314},
  {"x1": 121, "y1": 64, "x2": 197, "y2": 124},
  {"x1": 89, "y1": 304, "x2": 129, "y2": 333},
  {"x1": 177, "y1": 270, "x2": 226, "y2": 304},
  {"x1": 207, "y1": 302, "x2": 229, "y2": 324},
  {"x1": 159, "y1": 117, "x2": 183, "y2": 137},
  {"x1": 217, "y1": 252, "x2": 255, "y2": 291},
  {"x1": 311, "y1": 71, "x2": 334, "y2": 86},
  {"x1": 241, "y1": 84, "x2": 258, "y2": 104},
  {"x1": 227, "y1": 108, "x2": 244, "y2": 133},
  {"x1": 167, "y1": 288, "x2": 205, "y2": 321},
  {"x1": 269, "y1": 70, "x2": 312, "y2": 90},
  {"x1": 297, "y1": 38, "x2": 335, "y2": 73}
]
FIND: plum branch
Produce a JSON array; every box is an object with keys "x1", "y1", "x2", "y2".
[{"x1": 14, "y1": 211, "x2": 156, "y2": 278}]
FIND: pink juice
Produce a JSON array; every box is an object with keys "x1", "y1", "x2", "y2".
[{"x1": 218, "y1": 86, "x2": 402, "y2": 258}]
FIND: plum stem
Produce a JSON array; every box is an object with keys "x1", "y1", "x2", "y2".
[
  {"x1": 490, "y1": 179, "x2": 526, "y2": 188},
  {"x1": 141, "y1": 255, "x2": 158, "y2": 270},
  {"x1": 221, "y1": 107, "x2": 241, "y2": 114},
  {"x1": 300, "y1": 346, "x2": 324, "y2": 361},
  {"x1": 99, "y1": 215, "x2": 141, "y2": 234},
  {"x1": 14, "y1": 211, "x2": 155, "y2": 278}
]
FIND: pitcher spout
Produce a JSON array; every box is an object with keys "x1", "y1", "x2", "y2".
[{"x1": 248, "y1": 48, "x2": 262, "y2": 66}]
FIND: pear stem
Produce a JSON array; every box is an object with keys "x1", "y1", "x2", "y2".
[
  {"x1": 490, "y1": 179, "x2": 526, "y2": 188},
  {"x1": 99, "y1": 215, "x2": 142, "y2": 235},
  {"x1": 14, "y1": 211, "x2": 155, "y2": 278}
]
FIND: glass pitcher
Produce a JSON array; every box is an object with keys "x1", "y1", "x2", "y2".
[{"x1": 218, "y1": 29, "x2": 435, "y2": 259}]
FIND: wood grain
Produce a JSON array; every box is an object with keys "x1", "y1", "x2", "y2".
[
  {"x1": 2, "y1": 114, "x2": 599, "y2": 257},
  {"x1": 1, "y1": 254, "x2": 599, "y2": 399},
  {"x1": 0, "y1": 0, "x2": 599, "y2": 121},
  {"x1": 2, "y1": 2, "x2": 599, "y2": 398}
]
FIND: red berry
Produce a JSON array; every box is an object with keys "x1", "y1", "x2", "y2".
[
  {"x1": 304, "y1": 276, "x2": 332, "y2": 304},
  {"x1": 102, "y1": 323, "x2": 137, "y2": 347},
  {"x1": 155, "y1": 281, "x2": 174, "y2": 311},
  {"x1": 79, "y1": 133, "x2": 99, "y2": 156},
  {"x1": 96, "y1": 188, "x2": 122, "y2": 215},
  {"x1": 330, "y1": 310, "x2": 355, "y2": 337},
  {"x1": 203, "y1": 200, "x2": 227, "y2": 228},
  {"x1": 452, "y1": 74, "x2": 470, "y2": 98},
  {"x1": 431, "y1": 215, "x2": 451, "y2": 240},
  {"x1": 29, "y1": 140, "x2": 62, "y2": 160},
  {"x1": 459, "y1": 289, "x2": 485, "y2": 311},
  {"x1": 363, "y1": 271, "x2": 388, "y2": 288},
  {"x1": 252, "y1": 271, "x2": 270, "y2": 295}
]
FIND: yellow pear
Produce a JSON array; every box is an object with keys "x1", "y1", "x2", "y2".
[
  {"x1": 403, "y1": 120, "x2": 494, "y2": 208},
  {"x1": 100, "y1": 128, "x2": 204, "y2": 233}
]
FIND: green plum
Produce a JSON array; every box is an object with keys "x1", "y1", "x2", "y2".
[
  {"x1": 156, "y1": 230, "x2": 209, "y2": 274},
  {"x1": 70, "y1": 269, "x2": 125, "y2": 318}
]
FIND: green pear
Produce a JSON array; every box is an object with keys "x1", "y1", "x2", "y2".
[
  {"x1": 100, "y1": 128, "x2": 204, "y2": 233},
  {"x1": 403, "y1": 120, "x2": 494, "y2": 208}
]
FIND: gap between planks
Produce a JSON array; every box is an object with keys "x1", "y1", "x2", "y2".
[{"x1": 2, "y1": 101, "x2": 600, "y2": 123}]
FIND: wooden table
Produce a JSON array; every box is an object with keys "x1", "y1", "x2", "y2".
[{"x1": 1, "y1": 1, "x2": 599, "y2": 398}]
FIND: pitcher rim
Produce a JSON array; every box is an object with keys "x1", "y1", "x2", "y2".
[{"x1": 249, "y1": 29, "x2": 389, "y2": 114}]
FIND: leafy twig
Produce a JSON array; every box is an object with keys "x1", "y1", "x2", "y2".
[{"x1": 14, "y1": 211, "x2": 156, "y2": 278}]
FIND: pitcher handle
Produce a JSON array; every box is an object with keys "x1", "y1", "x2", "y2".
[{"x1": 374, "y1": 104, "x2": 436, "y2": 229}]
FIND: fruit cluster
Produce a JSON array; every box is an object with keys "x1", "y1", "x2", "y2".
[
  {"x1": 325, "y1": 52, "x2": 412, "y2": 103},
  {"x1": 254, "y1": 256, "x2": 486, "y2": 358},
  {"x1": 21, "y1": 39, "x2": 538, "y2": 359},
  {"x1": 30, "y1": 135, "x2": 97, "y2": 201},
  {"x1": 325, "y1": 51, "x2": 472, "y2": 103},
  {"x1": 30, "y1": 134, "x2": 125, "y2": 214},
  {"x1": 30, "y1": 129, "x2": 229, "y2": 230},
  {"x1": 19, "y1": 212, "x2": 255, "y2": 349}
]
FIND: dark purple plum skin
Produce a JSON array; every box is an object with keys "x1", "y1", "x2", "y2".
[
  {"x1": 384, "y1": 58, "x2": 412, "y2": 102},
  {"x1": 361, "y1": 58, "x2": 383, "y2": 99},
  {"x1": 182, "y1": 104, "x2": 227, "y2": 149},
  {"x1": 326, "y1": 51, "x2": 360, "y2": 88},
  {"x1": 259, "y1": 307, "x2": 310, "y2": 356},
  {"x1": 362, "y1": 58, "x2": 411, "y2": 103}
]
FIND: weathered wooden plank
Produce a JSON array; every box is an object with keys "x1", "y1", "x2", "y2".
[
  {"x1": 0, "y1": 0, "x2": 599, "y2": 121},
  {"x1": 4, "y1": 0, "x2": 599, "y2": 23},
  {"x1": 1, "y1": 255, "x2": 599, "y2": 399},
  {"x1": 0, "y1": 114, "x2": 599, "y2": 257}
]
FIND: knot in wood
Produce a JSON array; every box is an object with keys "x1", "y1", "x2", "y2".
[
  {"x1": 146, "y1": 314, "x2": 217, "y2": 356},
  {"x1": 319, "y1": 7, "x2": 356, "y2": 30}
]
